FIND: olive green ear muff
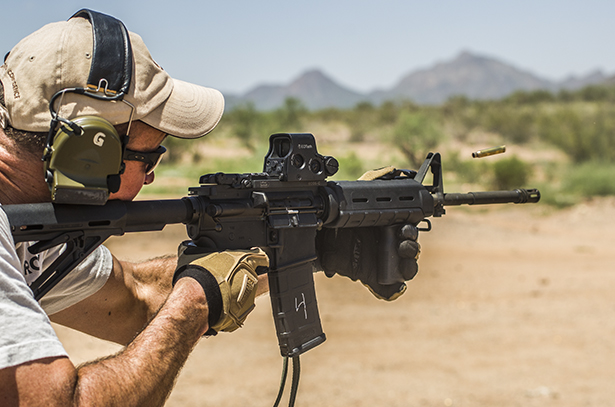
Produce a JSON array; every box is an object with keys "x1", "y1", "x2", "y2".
[
  {"x1": 44, "y1": 9, "x2": 133, "y2": 205},
  {"x1": 44, "y1": 116, "x2": 124, "y2": 205}
]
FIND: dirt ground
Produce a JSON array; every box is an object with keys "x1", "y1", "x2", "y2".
[{"x1": 52, "y1": 197, "x2": 615, "y2": 407}]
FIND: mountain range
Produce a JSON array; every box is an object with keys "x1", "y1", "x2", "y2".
[{"x1": 223, "y1": 51, "x2": 612, "y2": 111}]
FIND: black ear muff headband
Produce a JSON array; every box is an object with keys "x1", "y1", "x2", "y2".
[
  {"x1": 43, "y1": 9, "x2": 134, "y2": 205},
  {"x1": 46, "y1": 9, "x2": 133, "y2": 134},
  {"x1": 76, "y1": 8, "x2": 133, "y2": 100}
]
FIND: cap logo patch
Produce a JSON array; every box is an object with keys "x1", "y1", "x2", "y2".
[{"x1": 6, "y1": 69, "x2": 20, "y2": 99}]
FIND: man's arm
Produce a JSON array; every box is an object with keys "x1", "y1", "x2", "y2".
[
  {"x1": 49, "y1": 255, "x2": 176, "y2": 345},
  {"x1": 0, "y1": 278, "x2": 208, "y2": 406},
  {"x1": 50, "y1": 254, "x2": 270, "y2": 345}
]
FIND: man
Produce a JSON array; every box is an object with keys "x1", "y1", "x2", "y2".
[
  {"x1": 0, "y1": 10, "x2": 272, "y2": 406},
  {"x1": 0, "y1": 10, "x2": 419, "y2": 406}
]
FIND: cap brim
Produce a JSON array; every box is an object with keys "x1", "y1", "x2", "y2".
[{"x1": 140, "y1": 78, "x2": 225, "y2": 139}]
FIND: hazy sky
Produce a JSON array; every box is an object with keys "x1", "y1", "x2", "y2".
[{"x1": 2, "y1": 1, "x2": 614, "y2": 94}]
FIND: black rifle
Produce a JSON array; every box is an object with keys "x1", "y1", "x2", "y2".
[{"x1": 3, "y1": 133, "x2": 540, "y2": 358}]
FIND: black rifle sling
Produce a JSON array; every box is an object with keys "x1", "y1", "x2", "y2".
[{"x1": 28, "y1": 232, "x2": 110, "y2": 301}]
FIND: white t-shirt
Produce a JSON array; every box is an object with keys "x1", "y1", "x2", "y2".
[{"x1": 0, "y1": 208, "x2": 113, "y2": 369}]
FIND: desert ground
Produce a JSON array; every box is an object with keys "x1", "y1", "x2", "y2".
[{"x1": 52, "y1": 197, "x2": 615, "y2": 407}]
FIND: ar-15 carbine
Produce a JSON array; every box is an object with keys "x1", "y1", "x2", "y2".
[{"x1": 3, "y1": 133, "x2": 540, "y2": 359}]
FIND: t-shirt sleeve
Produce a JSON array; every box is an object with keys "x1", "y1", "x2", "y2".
[
  {"x1": 0, "y1": 209, "x2": 68, "y2": 369},
  {"x1": 40, "y1": 245, "x2": 114, "y2": 315}
]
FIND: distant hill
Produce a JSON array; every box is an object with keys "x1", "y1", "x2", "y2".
[
  {"x1": 238, "y1": 69, "x2": 365, "y2": 111},
  {"x1": 558, "y1": 70, "x2": 609, "y2": 90},
  {"x1": 223, "y1": 51, "x2": 610, "y2": 110},
  {"x1": 370, "y1": 51, "x2": 555, "y2": 104}
]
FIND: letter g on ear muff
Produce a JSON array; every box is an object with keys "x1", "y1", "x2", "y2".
[{"x1": 44, "y1": 116, "x2": 124, "y2": 204}]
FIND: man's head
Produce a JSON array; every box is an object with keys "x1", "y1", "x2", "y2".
[
  {"x1": 0, "y1": 11, "x2": 224, "y2": 138},
  {"x1": 0, "y1": 10, "x2": 224, "y2": 204}
]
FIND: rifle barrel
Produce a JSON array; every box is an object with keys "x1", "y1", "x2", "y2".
[{"x1": 442, "y1": 188, "x2": 540, "y2": 206}]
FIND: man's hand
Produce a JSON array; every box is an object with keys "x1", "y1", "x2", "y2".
[
  {"x1": 316, "y1": 224, "x2": 420, "y2": 301},
  {"x1": 174, "y1": 242, "x2": 269, "y2": 334},
  {"x1": 316, "y1": 166, "x2": 421, "y2": 301}
]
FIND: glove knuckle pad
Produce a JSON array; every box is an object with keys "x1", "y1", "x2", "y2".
[
  {"x1": 183, "y1": 248, "x2": 269, "y2": 333},
  {"x1": 400, "y1": 224, "x2": 419, "y2": 241},
  {"x1": 398, "y1": 240, "x2": 420, "y2": 259}
]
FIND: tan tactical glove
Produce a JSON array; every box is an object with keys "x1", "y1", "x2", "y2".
[{"x1": 174, "y1": 241, "x2": 269, "y2": 335}]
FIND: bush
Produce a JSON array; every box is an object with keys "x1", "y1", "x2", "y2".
[
  {"x1": 536, "y1": 105, "x2": 615, "y2": 163},
  {"x1": 504, "y1": 89, "x2": 556, "y2": 104},
  {"x1": 563, "y1": 161, "x2": 615, "y2": 196},
  {"x1": 390, "y1": 110, "x2": 445, "y2": 168},
  {"x1": 334, "y1": 151, "x2": 365, "y2": 180},
  {"x1": 273, "y1": 97, "x2": 308, "y2": 132},
  {"x1": 483, "y1": 105, "x2": 535, "y2": 144},
  {"x1": 446, "y1": 151, "x2": 491, "y2": 185},
  {"x1": 347, "y1": 101, "x2": 377, "y2": 142},
  {"x1": 493, "y1": 156, "x2": 530, "y2": 190},
  {"x1": 227, "y1": 102, "x2": 261, "y2": 152}
]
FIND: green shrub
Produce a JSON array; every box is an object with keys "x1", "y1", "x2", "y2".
[
  {"x1": 563, "y1": 161, "x2": 615, "y2": 196},
  {"x1": 390, "y1": 110, "x2": 445, "y2": 168},
  {"x1": 536, "y1": 105, "x2": 615, "y2": 163},
  {"x1": 446, "y1": 151, "x2": 491, "y2": 185},
  {"x1": 533, "y1": 182, "x2": 577, "y2": 208},
  {"x1": 493, "y1": 156, "x2": 530, "y2": 190},
  {"x1": 334, "y1": 151, "x2": 365, "y2": 180},
  {"x1": 227, "y1": 102, "x2": 261, "y2": 152}
]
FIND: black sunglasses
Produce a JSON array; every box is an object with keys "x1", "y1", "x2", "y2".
[{"x1": 123, "y1": 145, "x2": 167, "y2": 175}]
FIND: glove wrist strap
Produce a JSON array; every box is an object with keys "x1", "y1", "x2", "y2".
[{"x1": 173, "y1": 265, "x2": 223, "y2": 333}]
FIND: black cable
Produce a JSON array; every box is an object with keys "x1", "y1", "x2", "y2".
[
  {"x1": 288, "y1": 356, "x2": 301, "y2": 407},
  {"x1": 272, "y1": 355, "x2": 301, "y2": 407},
  {"x1": 272, "y1": 356, "x2": 289, "y2": 407}
]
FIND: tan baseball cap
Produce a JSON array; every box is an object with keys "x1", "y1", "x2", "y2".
[{"x1": 0, "y1": 15, "x2": 224, "y2": 139}]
